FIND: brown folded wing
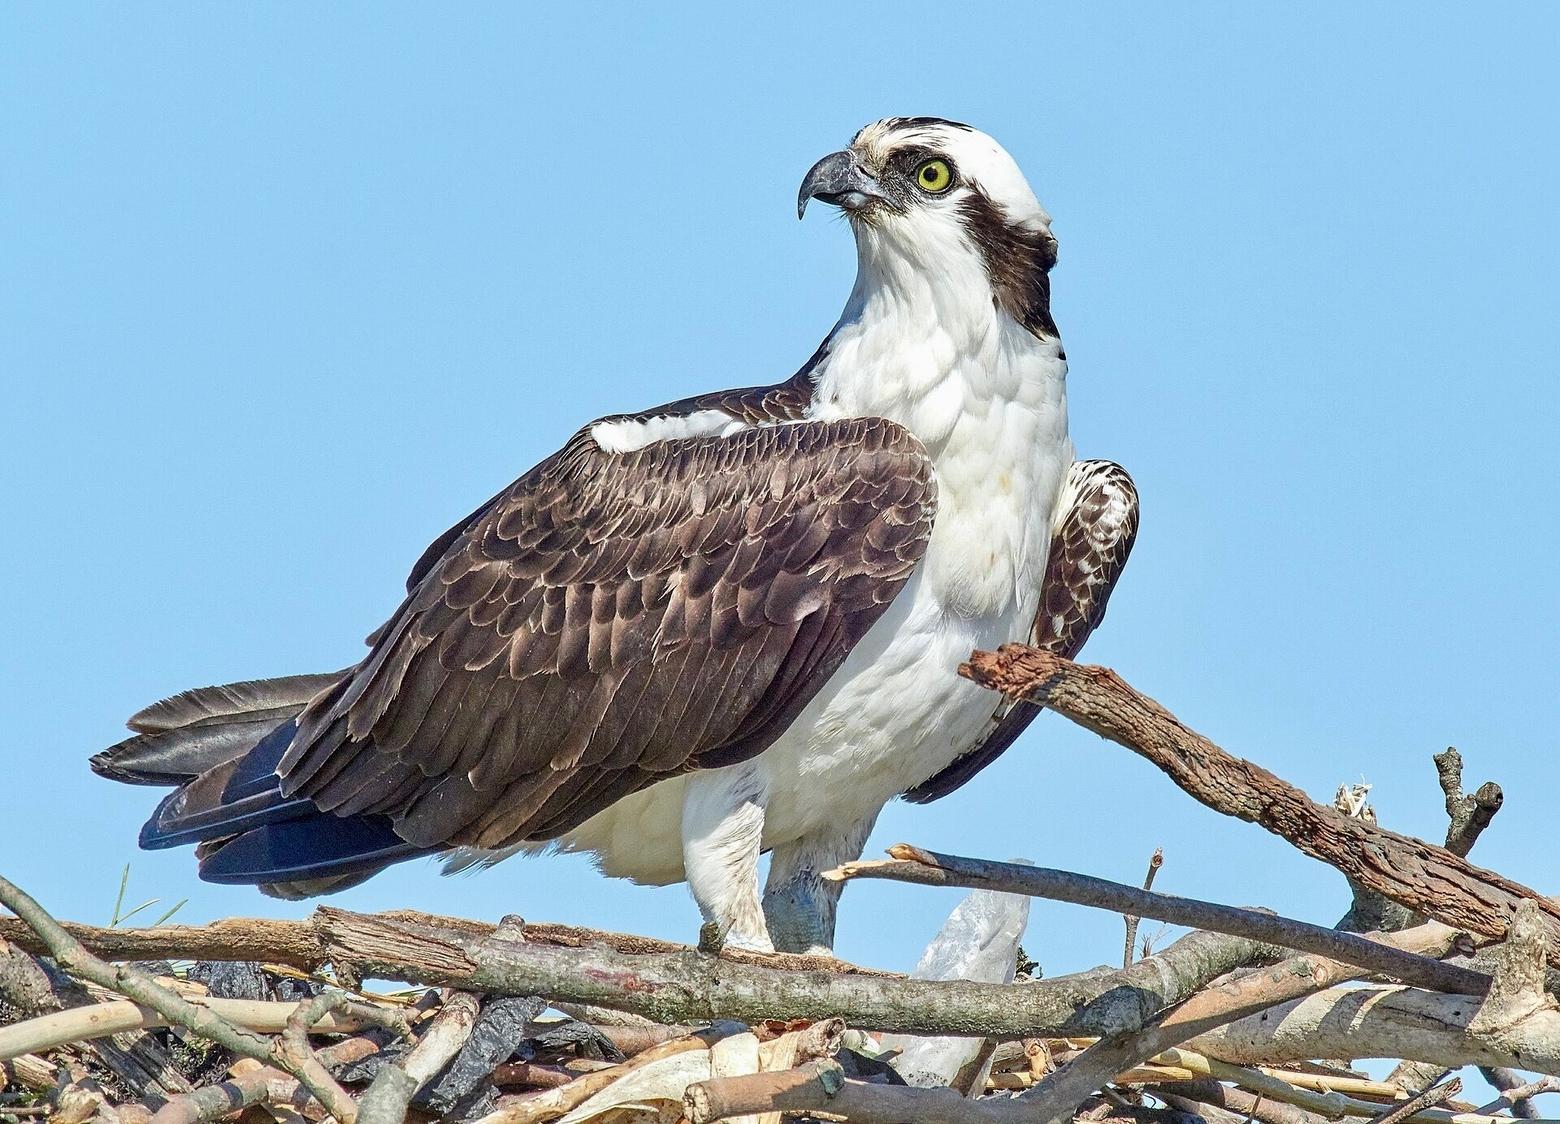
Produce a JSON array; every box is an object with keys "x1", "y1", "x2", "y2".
[
  {"x1": 902, "y1": 459, "x2": 1137, "y2": 803},
  {"x1": 278, "y1": 417, "x2": 936, "y2": 850}
]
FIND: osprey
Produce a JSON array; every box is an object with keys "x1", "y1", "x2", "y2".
[{"x1": 92, "y1": 118, "x2": 1138, "y2": 954}]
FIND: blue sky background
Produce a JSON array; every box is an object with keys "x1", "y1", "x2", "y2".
[{"x1": 3, "y1": 1, "x2": 1558, "y2": 1027}]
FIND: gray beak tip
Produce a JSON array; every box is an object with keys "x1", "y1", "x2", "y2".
[{"x1": 797, "y1": 149, "x2": 880, "y2": 221}]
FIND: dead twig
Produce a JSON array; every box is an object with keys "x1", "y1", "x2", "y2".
[
  {"x1": 1476, "y1": 1072, "x2": 1560, "y2": 1116},
  {"x1": 1124, "y1": 849, "x2": 1164, "y2": 970},
  {"x1": 0, "y1": 873, "x2": 360, "y2": 1124},
  {"x1": 1367, "y1": 1077, "x2": 1462, "y2": 1124},
  {"x1": 827, "y1": 845, "x2": 1486, "y2": 996}
]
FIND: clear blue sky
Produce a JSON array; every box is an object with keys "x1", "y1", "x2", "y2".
[{"x1": 3, "y1": 4, "x2": 1557, "y2": 1000}]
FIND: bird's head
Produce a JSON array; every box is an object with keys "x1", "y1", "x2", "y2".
[{"x1": 798, "y1": 117, "x2": 1059, "y2": 338}]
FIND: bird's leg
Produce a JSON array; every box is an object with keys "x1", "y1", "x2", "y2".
[
  {"x1": 761, "y1": 812, "x2": 878, "y2": 955},
  {"x1": 680, "y1": 767, "x2": 772, "y2": 952}
]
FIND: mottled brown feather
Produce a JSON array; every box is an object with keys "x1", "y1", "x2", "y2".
[{"x1": 280, "y1": 417, "x2": 936, "y2": 851}]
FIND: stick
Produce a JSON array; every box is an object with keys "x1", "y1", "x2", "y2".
[
  {"x1": 1370, "y1": 1079, "x2": 1462, "y2": 1124},
  {"x1": 0, "y1": 873, "x2": 360, "y2": 1124},
  {"x1": 1124, "y1": 848, "x2": 1164, "y2": 969},
  {"x1": 685, "y1": 1057, "x2": 1034, "y2": 1124},
  {"x1": 474, "y1": 1024, "x2": 738, "y2": 1124},
  {"x1": 827, "y1": 846, "x2": 1486, "y2": 996},
  {"x1": 314, "y1": 907, "x2": 1278, "y2": 1040},
  {"x1": 0, "y1": 911, "x2": 888, "y2": 977},
  {"x1": 0, "y1": 995, "x2": 397, "y2": 1061},
  {"x1": 1434, "y1": 749, "x2": 1503, "y2": 858},
  {"x1": 959, "y1": 647, "x2": 1560, "y2": 958},
  {"x1": 356, "y1": 990, "x2": 480, "y2": 1124}
]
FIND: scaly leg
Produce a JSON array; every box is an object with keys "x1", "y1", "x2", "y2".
[
  {"x1": 762, "y1": 812, "x2": 879, "y2": 955},
  {"x1": 681, "y1": 765, "x2": 772, "y2": 951}
]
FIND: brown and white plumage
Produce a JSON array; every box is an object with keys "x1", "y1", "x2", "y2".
[
  {"x1": 92, "y1": 117, "x2": 1139, "y2": 952},
  {"x1": 904, "y1": 459, "x2": 1139, "y2": 804},
  {"x1": 282, "y1": 419, "x2": 936, "y2": 851}
]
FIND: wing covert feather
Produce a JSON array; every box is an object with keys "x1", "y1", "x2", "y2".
[{"x1": 280, "y1": 418, "x2": 936, "y2": 849}]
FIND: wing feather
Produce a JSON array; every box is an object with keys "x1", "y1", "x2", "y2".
[
  {"x1": 903, "y1": 459, "x2": 1138, "y2": 804},
  {"x1": 279, "y1": 417, "x2": 935, "y2": 851}
]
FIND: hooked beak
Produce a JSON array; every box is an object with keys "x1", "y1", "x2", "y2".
[{"x1": 797, "y1": 150, "x2": 885, "y2": 219}]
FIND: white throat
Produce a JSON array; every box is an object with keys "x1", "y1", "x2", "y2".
[{"x1": 807, "y1": 221, "x2": 1073, "y2": 619}]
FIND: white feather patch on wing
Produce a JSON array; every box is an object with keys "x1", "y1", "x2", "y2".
[{"x1": 590, "y1": 409, "x2": 744, "y2": 453}]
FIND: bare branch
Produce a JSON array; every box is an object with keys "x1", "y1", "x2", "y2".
[
  {"x1": 1476, "y1": 1072, "x2": 1560, "y2": 1117},
  {"x1": 356, "y1": 990, "x2": 479, "y2": 1124},
  {"x1": 1124, "y1": 849, "x2": 1164, "y2": 970},
  {"x1": 960, "y1": 646, "x2": 1560, "y2": 958},
  {"x1": 828, "y1": 846, "x2": 1486, "y2": 996},
  {"x1": 1368, "y1": 1077, "x2": 1461, "y2": 1124},
  {"x1": 0, "y1": 873, "x2": 359, "y2": 1123},
  {"x1": 685, "y1": 1057, "x2": 1037, "y2": 1124},
  {"x1": 1435, "y1": 748, "x2": 1504, "y2": 857}
]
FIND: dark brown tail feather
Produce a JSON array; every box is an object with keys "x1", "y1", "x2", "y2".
[{"x1": 91, "y1": 672, "x2": 346, "y2": 786}]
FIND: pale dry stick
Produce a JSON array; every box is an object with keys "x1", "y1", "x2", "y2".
[
  {"x1": 1016, "y1": 933, "x2": 1404, "y2": 1124},
  {"x1": 1, "y1": 936, "x2": 194, "y2": 1100},
  {"x1": 1148, "y1": 1049, "x2": 1533, "y2": 1124},
  {"x1": 1369, "y1": 1079, "x2": 1463, "y2": 1124},
  {"x1": 1151, "y1": 1079, "x2": 1329, "y2": 1124},
  {"x1": 473, "y1": 1024, "x2": 742, "y2": 1124},
  {"x1": 0, "y1": 995, "x2": 393, "y2": 1061},
  {"x1": 828, "y1": 846, "x2": 1487, "y2": 997},
  {"x1": 0, "y1": 873, "x2": 361, "y2": 1124},
  {"x1": 685, "y1": 1057, "x2": 1031, "y2": 1124},
  {"x1": 1124, "y1": 848, "x2": 1164, "y2": 970},
  {"x1": 960, "y1": 646, "x2": 1560, "y2": 957},
  {"x1": 1194, "y1": 901, "x2": 1560, "y2": 1075},
  {"x1": 1119, "y1": 1063, "x2": 1411, "y2": 1102},
  {"x1": 355, "y1": 990, "x2": 480, "y2": 1124},
  {"x1": 1477, "y1": 1074, "x2": 1560, "y2": 1116}
]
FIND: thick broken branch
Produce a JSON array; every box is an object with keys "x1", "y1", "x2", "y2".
[
  {"x1": 313, "y1": 908, "x2": 1266, "y2": 1040},
  {"x1": 960, "y1": 647, "x2": 1560, "y2": 958},
  {"x1": 1435, "y1": 748, "x2": 1503, "y2": 858}
]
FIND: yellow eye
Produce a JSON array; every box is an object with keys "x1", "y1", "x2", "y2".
[{"x1": 915, "y1": 158, "x2": 953, "y2": 193}]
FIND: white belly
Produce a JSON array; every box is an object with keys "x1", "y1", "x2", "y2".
[
  {"x1": 542, "y1": 460, "x2": 1064, "y2": 885},
  {"x1": 449, "y1": 320, "x2": 1073, "y2": 888}
]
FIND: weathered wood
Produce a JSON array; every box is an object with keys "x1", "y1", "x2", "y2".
[
  {"x1": 0, "y1": 910, "x2": 891, "y2": 977},
  {"x1": 961, "y1": 646, "x2": 1560, "y2": 959},
  {"x1": 829, "y1": 846, "x2": 1487, "y2": 996},
  {"x1": 315, "y1": 907, "x2": 1261, "y2": 1040}
]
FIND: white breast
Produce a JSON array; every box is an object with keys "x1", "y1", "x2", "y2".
[
  {"x1": 453, "y1": 210, "x2": 1073, "y2": 887},
  {"x1": 532, "y1": 316, "x2": 1071, "y2": 885}
]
